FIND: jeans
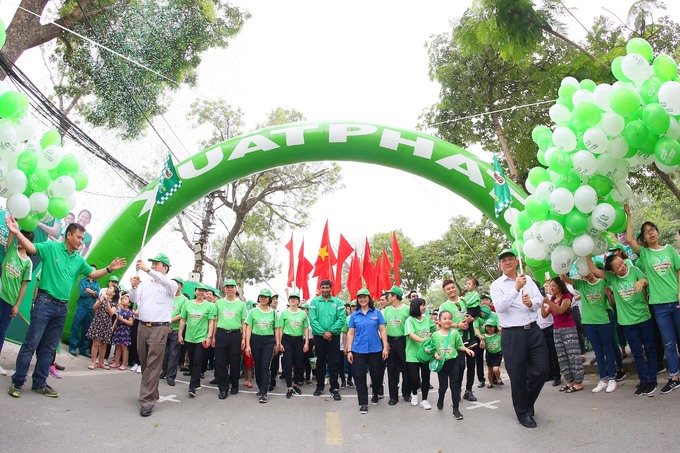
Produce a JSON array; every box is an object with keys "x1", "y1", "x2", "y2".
[
  {"x1": 69, "y1": 304, "x2": 94, "y2": 353},
  {"x1": 652, "y1": 303, "x2": 680, "y2": 377},
  {"x1": 12, "y1": 292, "x2": 67, "y2": 389},
  {"x1": 607, "y1": 310, "x2": 624, "y2": 369},
  {"x1": 583, "y1": 323, "x2": 616, "y2": 380},
  {"x1": 622, "y1": 319, "x2": 657, "y2": 385},
  {"x1": 0, "y1": 298, "x2": 14, "y2": 356}
]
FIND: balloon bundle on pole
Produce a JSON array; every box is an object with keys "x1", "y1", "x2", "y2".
[
  {"x1": 507, "y1": 37, "x2": 680, "y2": 279},
  {"x1": 0, "y1": 21, "x2": 89, "y2": 230}
]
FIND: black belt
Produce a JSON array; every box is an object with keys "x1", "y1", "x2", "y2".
[
  {"x1": 219, "y1": 328, "x2": 241, "y2": 334},
  {"x1": 38, "y1": 290, "x2": 68, "y2": 304},
  {"x1": 140, "y1": 321, "x2": 170, "y2": 327},
  {"x1": 504, "y1": 321, "x2": 537, "y2": 330}
]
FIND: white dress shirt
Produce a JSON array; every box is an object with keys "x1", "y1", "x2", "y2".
[
  {"x1": 490, "y1": 273, "x2": 543, "y2": 328},
  {"x1": 129, "y1": 270, "x2": 178, "y2": 323}
]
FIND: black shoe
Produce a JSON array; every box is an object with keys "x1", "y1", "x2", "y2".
[
  {"x1": 615, "y1": 369, "x2": 627, "y2": 381},
  {"x1": 167, "y1": 379, "x2": 175, "y2": 387},
  {"x1": 256, "y1": 391, "x2": 263, "y2": 397},
  {"x1": 286, "y1": 389, "x2": 294, "y2": 399},
  {"x1": 360, "y1": 405, "x2": 368, "y2": 414},
  {"x1": 293, "y1": 385, "x2": 302, "y2": 395},
  {"x1": 634, "y1": 383, "x2": 645, "y2": 396},
  {"x1": 259, "y1": 394, "x2": 268, "y2": 403},
  {"x1": 268, "y1": 384, "x2": 275, "y2": 391},
  {"x1": 230, "y1": 388, "x2": 239, "y2": 395},
  {"x1": 140, "y1": 406, "x2": 152, "y2": 417},
  {"x1": 403, "y1": 395, "x2": 411, "y2": 402},
  {"x1": 200, "y1": 373, "x2": 205, "y2": 379},
  {"x1": 218, "y1": 391, "x2": 228, "y2": 400},
  {"x1": 183, "y1": 371, "x2": 191, "y2": 376},
  {"x1": 313, "y1": 389, "x2": 324, "y2": 396},
  {"x1": 388, "y1": 399, "x2": 398, "y2": 406},
  {"x1": 54, "y1": 363, "x2": 65, "y2": 371},
  {"x1": 332, "y1": 390, "x2": 342, "y2": 401},
  {"x1": 429, "y1": 384, "x2": 434, "y2": 389},
  {"x1": 452, "y1": 408, "x2": 464, "y2": 420},
  {"x1": 340, "y1": 382, "x2": 346, "y2": 389},
  {"x1": 180, "y1": 366, "x2": 189, "y2": 372},
  {"x1": 463, "y1": 390, "x2": 477, "y2": 402},
  {"x1": 552, "y1": 378, "x2": 561, "y2": 387},
  {"x1": 347, "y1": 379, "x2": 354, "y2": 388},
  {"x1": 519, "y1": 415, "x2": 537, "y2": 428},
  {"x1": 159, "y1": 372, "x2": 166, "y2": 379},
  {"x1": 436, "y1": 396, "x2": 444, "y2": 410},
  {"x1": 81, "y1": 351, "x2": 92, "y2": 359},
  {"x1": 207, "y1": 365, "x2": 214, "y2": 371},
  {"x1": 644, "y1": 382, "x2": 658, "y2": 396},
  {"x1": 209, "y1": 378, "x2": 217, "y2": 385},
  {"x1": 494, "y1": 379, "x2": 504, "y2": 386},
  {"x1": 371, "y1": 394, "x2": 379, "y2": 405},
  {"x1": 477, "y1": 380, "x2": 485, "y2": 388},
  {"x1": 188, "y1": 389, "x2": 196, "y2": 398},
  {"x1": 378, "y1": 393, "x2": 384, "y2": 399}
]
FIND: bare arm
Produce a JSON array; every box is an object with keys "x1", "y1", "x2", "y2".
[
  {"x1": 5, "y1": 215, "x2": 36, "y2": 255},
  {"x1": 587, "y1": 255, "x2": 606, "y2": 279},
  {"x1": 37, "y1": 221, "x2": 61, "y2": 236},
  {"x1": 379, "y1": 324, "x2": 389, "y2": 360},
  {"x1": 624, "y1": 204, "x2": 640, "y2": 255},
  {"x1": 560, "y1": 273, "x2": 575, "y2": 285},
  {"x1": 178, "y1": 319, "x2": 186, "y2": 344}
]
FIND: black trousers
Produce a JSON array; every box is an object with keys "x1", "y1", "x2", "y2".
[
  {"x1": 304, "y1": 337, "x2": 314, "y2": 381},
  {"x1": 251, "y1": 334, "x2": 275, "y2": 394},
  {"x1": 314, "y1": 334, "x2": 341, "y2": 392},
  {"x1": 162, "y1": 330, "x2": 182, "y2": 381},
  {"x1": 502, "y1": 323, "x2": 549, "y2": 421},
  {"x1": 475, "y1": 344, "x2": 485, "y2": 381},
  {"x1": 185, "y1": 341, "x2": 205, "y2": 391},
  {"x1": 387, "y1": 336, "x2": 408, "y2": 400},
  {"x1": 282, "y1": 334, "x2": 305, "y2": 388},
  {"x1": 570, "y1": 307, "x2": 586, "y2": 354},
  {"x1": 215, "y1": 329, "x2": 242, "y2": 392},
  {"x1": 438, "y1": 358, "x2": 461, "y2": 410},
  {"x1": 541, "y1": 325, "x2": 561, "y2": 380},
  {"x1": 352, "y1": 351, "x2": 383, "y2": 406},
  {"x1": 127, "y1": 319, "x2": 140, "y2": 367},
  {"x1": 270, "y1": 351, "x2": 281, "y2": 386},
  {"x1": 406, "y1": 361, "x2": 430, "y2": 400}
]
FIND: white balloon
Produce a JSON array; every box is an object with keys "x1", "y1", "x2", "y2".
[
  {"x1": 607, "y1": 136, "x2": 629, "y2": 159},
  {"x1": 551, "y1": 245, "x2": 576, "y2": 274},
  {"x1": 593, "y1": 83, "x2": 613, "y2": 111},
  {"x1": 572, "y1": 150, "x2": 597, "y2": 176},
  {"x1": 523, "y1": 239, "x2": 547, "y2": 260},
  {"x1": 504, "y1": 207, "x2": 520, "y2": 226},
  {"x1": 37, "y1": 145, "x2": 63, "y2": 170},
  {"x1": 655, "y1": 161, "x2": 678, "y2": 173},
  {"x1": 599, "y1": 111, "x2": 625, "y2": 137},
  {"x1": 621, "y1": 53, "x2": 652, "y2": 83},
  {"x1": 592, "y1": 235, "x2": 609, "y2": 255},
  {"x1": 66, "y1": 193, "x2": 78, "y2": 210},
  {"x1": 610, "y1": 181, "x2": 634, "y2": 202},
  {"x1": 51, "y1": 175, "x2": 76, "y2": 198},
  {"x1": 666, "y1": 117, "x2": 680, "y2": 139},
  {"x1": 549, "y1": 187, "x2": 575, "y2": 214},
  {"x1": 13, "y1": 116, "x2": 37, "y2": 142},
  {"x1": 5, "y1": 169, "x2": 27, "y2": 195},
  {"x1": 0, "y1": 140, "x2": 19, "y2": 163},
  {"x1": 540, "y1": 220, "x2": 565, "y2": 245},
  {"x1": 549, "y1": 103, "x2": 572, "y2": 124},
  {"x1": 536, "y1": 181, "x2": 555, "y2": 201},
  {"x1": 544, "y1": 147, "x2": 556, "y2": 165},
  {"x1": 561, "y1": 77, "x2": 580, "y2": 89},
  {"x1": 575, "y1": 256, "x2": 591, "y2": 277},
  {"x1": 591, "y1": 203, "x2": 616, "y2": 230},
  {"x1": 583, "y1": 127, "x2": 609, "y2": 154},
  {"x1": 574, "y1": 185, "x2": 598, "y2": 214},
  {"x1": 636, "y1": 152, "x2": 657, "y2": 167},
  {"x1": 552, "y1": 127, "x2": 577, "y2": 152},
  {"x1": 7, "y1": 193, "x2": 31, "y2": 219},
  {"x1": 525, "y1": 179, "x2": 537, "y2": 195},
  {"x1": 658, "y1": 81, "x2": 680, "y2": 115},
  {"x1": 0, "y1": 119, "x2": 17, "y2": 145},
  {"x1": 572, "y1": 234, "x2": 595, "y2": 256},
  {"x1": 0, "y1": 160, "x2": 7, "y2": 180},
  {"x1": 572, "y1": 89, "x2": 596, "y2": 106},
  {"x1": 29, "y1": 192, "x2": 49, "y2": 213},
  {"x1": 597, "y1": 155, "x2": 627, "y2": 180}
]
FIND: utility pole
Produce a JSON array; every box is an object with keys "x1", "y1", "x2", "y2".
[{"x1": 191, "y1": 191, "x2": 218, "y2": 281}]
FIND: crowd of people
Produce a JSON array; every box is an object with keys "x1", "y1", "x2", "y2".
[{"x1": 1, "y1": 205, "x2": 679, "y2": 428}]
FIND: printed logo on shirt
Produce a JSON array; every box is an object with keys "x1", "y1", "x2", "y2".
[
  {"x1": 189, "y1": 312, "x2": 204, "y2": 319},
  {"x1": 289, "y1": 319, "x2": 303, "y2": 328},
  {"x1": 4, "y1": 262, "x2": 22, "y2": 279},
  {"x1": 222, "y1": 310, "x2": 237, "y2": 319},
  {"x1": 585, "y1": 293, "x2": 603, "y2": 304},
  {"x1": 388, "y1": 318, "x2": 402, "y2": 326},
  {"x1": 617, "y1": 284, "x2": 635, "y2": 301},
  {"x1": 370, "y1": 316, "x2": 379, "y2": 321},
  {"x1": 651, "y1": 260, "x2": 671, "y2": 275},
  {"x1": 256, "y1": 320, "x2": 272, "y2": 329}
]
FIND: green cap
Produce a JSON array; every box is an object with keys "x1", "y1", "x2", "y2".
[
  {"x1": 497, "y1": 249, "x2": 516, "y2": 261},
  {"x1": 246, "y1": 300, "x2": 255, "y2": 309},
  {"x1": 148, "y1": 253, "x2": 171, "y2": 267},
  {"x1": 172, "y1": 277, "x2": 184, "y2": 285},
  {"x1": 289, "y1": 292, "x2": 301, "y2": 299},
  {"x1": 480, "y1": 292, "x2": 492, "y2": 301},
  {"x1": 223, "y1": 278, "x2": 237, "y2": 287},
  {"x1": 357, "y1": 288, "x2": 370, "y2": 297},
  {"x1": 608, "y1": 243, "x2": 625, "y2": 252},
  {"x1": 300, "y1": 303, "x2": 310, "y2": 310},
  {"x1": 480, "y1": 305, "x2": 492, "y2": 319},
  {"x1": 349, "y1": 300, "x2": 357, "y2": 307},
  {"x1": 484, "y1": 317, "x2": 499, "y2": 328},
  {"x1": 259, "y1": 288, "x2": 272, "y2": 297},
  {"x1": 194, "y1": 282, "x2": 208, "y2": 290},
  {"x1": 387, "y1": 285, "x2": 403, "y2": 297},
  {"x1": 108, "y1": 275, "x2": 119, "y2": 282}
]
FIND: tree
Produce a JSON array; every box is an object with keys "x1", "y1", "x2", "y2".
[{"x1": 3, "y1": 0, "x2": 250, "y2": 138}]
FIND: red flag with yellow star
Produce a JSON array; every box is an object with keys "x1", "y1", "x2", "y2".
[{"x1": 312, "y1": 220, "x2": 337, "y2": 284}]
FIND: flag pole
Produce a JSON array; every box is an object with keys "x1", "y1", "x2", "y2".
[{"x1": 139, "y1": 184, "x2": 160, "y2": 261}]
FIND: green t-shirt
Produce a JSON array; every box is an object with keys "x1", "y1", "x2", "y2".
[
  {"x1": 180, "y1": 300, "x2": 215, "y2": 343},
  {"x1": 34, "y1": 241, "x2": 92, "y2": 301},
  {"x1": 33, "y1": 216, "x2": 57, "y2": 244},
  {"x1": 572, "y1": 279, "x2": 610, "y2": 325},
  {"x1": 604, "y1": 267, "x2": 650, "y2": 326},
  {"x1": 474, "y1": 312, "x2": 499, "y2": 335},
  {"x1": 0, "y1": 240, "x2": 33, "y2": 305},
  {"x1": 383, "y1": 304, "x2": 410, "y2": 337},
  {"x1": 279, "y1": 308, "x2": 309, "y2": 337},
  {"x1": 170, "y1": 295, "x2": 188, "y2": 331},
  {"x1": 439, "y1": 300, "x2": 467, "y2": 332},
  {"x1": 637, "y1": 245, "x2": 680, "y2": 304},
  {"x1": 342, "y1": 314, "x2": 350, "y2": 334},
  {"x1": 0, "y1": 211, "x2": 9, "y2": 263},
  {"x1": 483, "y1": 332, "x2": 502, "y2": 354},
  {"x1": 463, "y1": 290, "x2": 480, "y2": 309},
  {"x1": 214, "y1": 298, "x2": 248, "y2": 331},
  {"x1": 245, "y1": 306, "x2": 279, "y2": 336},
  {"x1": 405, "y1": 316, "x2": 436, "y2": 362},
  {"x1": 431, "y1": 329, "x2": 464, "y2": 361}
]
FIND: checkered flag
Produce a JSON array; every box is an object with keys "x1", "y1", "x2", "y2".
[{"x1": 155, "y1": 155, "x2": 182, "y2": 206}]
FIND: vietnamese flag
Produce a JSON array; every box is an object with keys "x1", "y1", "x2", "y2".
[
  {"x1": 347, "y1": 252, "x2": 362, "y2": 300},
  {"x1": 381, "y1": 249, "x2": 393, "y2": 288},
  {"x1": 285, "y1": 233, "x2": 295, "y2": 288},
  {"x1": 313, "y1": 220, "x2": 337, "y2": 283},
  {"x1": 334, "y1": 234, "x2": 354, "y2": 296},
  {"x1": 392, "y1": 232, "x2": 402, "y2": 286},
  {"x1": 362, "y1": 239, "x2": 375, "y2": 296},
  {"x1": 373, "y1": 254, "x2": 384, "y2": 299},
  {"x1": 295, "y1": 239, "x2": 314, "y2": 300}
]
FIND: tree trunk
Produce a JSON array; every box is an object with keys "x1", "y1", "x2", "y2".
[
  {"x1": 652, "y1": 164, "x2": 680, "y2": 202},
  {"x1": 488, "y1": 85, "x2": 520, "y2": 184},
  {"x1": 529, "y1": 20, "x2": 610, "y2": 72}
]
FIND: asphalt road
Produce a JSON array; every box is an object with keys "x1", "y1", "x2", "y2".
[{"x1": 1, "y1": 343, "x2": 678, "y2": 453}]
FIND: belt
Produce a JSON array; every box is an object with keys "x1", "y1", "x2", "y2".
[
  {"x1": 38, "y1": 290, "x2": 68, "y2": 304},
  {"x1": 219, "y1": 328, "x2": 241, "y2": 334},
  {"x1": 140, "y1": 321, "x2": 170, "y2": 327},
  {"x1": 504, "y1": 321, "x2": 537, "y2": 330}
]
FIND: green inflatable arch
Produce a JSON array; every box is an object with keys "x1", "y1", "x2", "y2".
[{"x1": 63, "y1": 121, "x2": 528, "y2": 338}]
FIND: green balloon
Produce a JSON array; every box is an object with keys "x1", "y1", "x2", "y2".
[
  {"x1": 654, "y1": 137, "x2": 680, "y2": 166},
  {"x1": 626, "y1": 37, "x2": 654, "y2": 62},
  {"x1": 637, "y1": 134, "x2": 658, "y2": 156},
  {"x1": 524, "y1": 257, "x2": 549, "y2": 268},
  {"x1": 0, "y1": 19, "x2": 5, "y2": 50},
  {"x1": 547, "y1": 150, "x2": 573, "y2": 174},
  {"x1": 640, "y1": 78, "x2": 662, "y2": 104},
  {"x1": 517, "y1": 210, "x2": 532, "y2": 231},
  {"x1": 551, "y1": 170, "x2": 581, "y2": 192},
  {"x1": 41, "y1": 130, "x2": 62, "y2": 149},
  {"x1": 0, "y1": 91, "x2": 28, "y2": 119},
  {"x1": 532, "y1": 125, "x2": 552, "y2": 143},
  {"x1": 17, "y1": 213, "x2": 39, "y2": 232},
  {"x1": 571, "y1": 103, "x2": 602, "y2": 131},
  {"x1": 622, "y1": 120, "x2": 650, "y2": 148},
  {"x1": 73, "y1": 172, "x2": 89, "y2": 191},
  {"x1": 610, "y1": 204, "x2": 627, "y2": 233},
  {"x1": 56, "y1": 154, "x2": 80, "y2": 176},
  {"x1": 546, "y1": 212, "x2": 566, "y2": 226},
  {"x1": 565, "y1": 210, "x2": 588, "y2": 235},
  {"x1": 588, "y1": 174, "x2": 613, "y2": 197},
  {"x1": 652, "y1": 54, "x2": 678, "y2": 82},
  {"x1": 29, "y1": 168, "x2": 51, "y2": 192},
  {"x1": 579, "y1": 79, "x2": 597, "y2": 92},
  {"x1": 536, "y1": 132, "x2": 553, "y2": 151},
  {"x1": 558, "y1": 84, "x2": 577, "y2": 105},
  {"x1": 641, "y1": 103, "x2": 670, "y2": 135},
  {"x1": 611, "y1": 56, "x2": 631, "y2": 82},
  {"x1": 17, "y1": 151, "x2": 38, "y2": 175},
  {"x1": 48, "y1": 197, "x2": 70, "y2": 219},
  {"x1": 537, "y1": 149, "x2": 547, "y2": 166},
  {"x1": 525, "y1": 195, "x2": 550, "y2": 221},
  {"x1": 528, "y1": 166, "x2": 551, "y2": 187},
  {"x1": 610, "y1": 88, "x2": 641, "y2": 117}
]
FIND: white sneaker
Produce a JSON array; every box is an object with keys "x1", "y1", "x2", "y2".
[
  {"x1": 592, "y1": 380, "x2": 608, "y2": 393},
  {"x1": 130, "y1": 364, "x2": 137, "y2": 372},
  {"x1": 411, "y1": 394, "x2": 418, "y2": 406},
  {"x1": 136, "y1": 365, "x2": 142, "y2": 373},
  {"x1": 0, "y1": 365, "x2": 7, "y2": 376},
  {"x1": 606, "y1": 379, "x2": 617, "y2": 393},
  {"x1": 419, "y1": 400, "x2": 432, "y2": 410}
]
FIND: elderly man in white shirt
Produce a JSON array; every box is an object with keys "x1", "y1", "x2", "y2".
[
  {"x1": 129, "y1": 253, "x2": 178, "y2": 417},
  {"x1": 490, "y1": 249, "x2": 549, "y2": 429}
]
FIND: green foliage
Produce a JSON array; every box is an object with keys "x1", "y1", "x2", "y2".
[
  {"x1": 188, "y1": 99, "x2": 245, "y2": 149},
  {"x1": 213, "y1": 236, "x2": 280, "y2": 287},
  {"x1": 368, "y1": 230, "x2": 429, "y2": 294}
]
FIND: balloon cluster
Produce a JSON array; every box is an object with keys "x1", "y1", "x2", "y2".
[
  {"x1": 504, "y1": 37, "x2": 679, "y2": 277},
  {"x1": 0, "y1": 20, "x2": 89, "y2": 231}
]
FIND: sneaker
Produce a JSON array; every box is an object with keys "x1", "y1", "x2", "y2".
[
  {"x1": 293, "y1": 385, "x2": 302, "y2": 395},
  {"x1": 615, "y1": 369, "x2": 627, "y2": 381},
  {"x1": 340, "y1": 381, "x2": 346, "y2": 389},
  {"x1": 69, "y1": 349, "x2": 78, "y2": 356},
  {"x1": 347, "y1": 380, "x2": 355, "y2": 388},
  {"x1": 286, "y1": 389, "x2": 294, "y2": 399},
  {"x1": 313, "y1": 389, "x2": 324, "y2": 397},
  {"x1": 411, "y1": 394, "x2": 419, "y2": 406},
  {"x1": 606, "y1": 379, "x2": 617, "y2": 393},
  {"x1": 8, "y1": 383, "x2": 21, "y2": 398},
  {"x1": 0, "y1": 365, "x2": 7, "y2": 376},
  {"x1": 54, "y1": 363, "x2": 65, "y2": 371},
  {"x1": 188, "y1": 389, "x2": 196, "y2": 398},
  {"x1": 463, "y1": 390, "x2": 477, "y2": 402},
  {"x1": 657, "y1": 367, "x2": 667, "y2": 375},
  {"x1": 259, "y1": 394, "x2": 268, "y2": 403},
  {"x1": 49, "y1": 366, "x2": 62, "y2": 379},
  {"x1": 437, "y1": 396, "x2": 444, "y2": 410},
  {"x1": 196, "y1": 385, "x2": 202, "y2": 390},
  {"x1": 591, "y1": 380, "x2": 608, "y2": 393},
  {"x1": 359, "y1": 405, "x2": 368, "y2": 414},
  {"x1": 634, "y1": 383, "x2": 645, "y2": 396},
  {"x1": 371, "y1": 395, "x2": 379, "y2": 405},
  {"x1": 452, "y1": 408, "x2": 464, "y2": 420},
  {"x1": 32, "y1": 385, "x2": 59, "y2": 397},
  {"x1": 645, "y1": 382, "x2": 658, "y2": 395},
  {"x1": 420, "y1": 400, "x2": 432, "y2": 410},
  {"x1": 332, "y1": 390, "x2": 342, "y2": 401},
  {"x1": 477, "y1": 380, "x2": 485, "y2": 388},
  {"x1": 660, "y1": 378, "x2": 680, "y2": 394},
  {"x1": 209, "y1": 378, "x2": 217, "y2": 385}
]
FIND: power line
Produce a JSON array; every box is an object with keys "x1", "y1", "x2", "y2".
[{"x1": 421, "y1": 98, "x2": 557, "y2": 129}]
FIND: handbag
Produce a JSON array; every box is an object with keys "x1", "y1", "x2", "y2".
[
  {"x1": 416, "y1": 339, "x2": 436, "y2": 363},
  {"x1": 429, "y1": 330, "x2": 452, "y2": 373}
]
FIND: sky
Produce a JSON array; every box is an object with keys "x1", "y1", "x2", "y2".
[{"x1": 2, "y1": 0, "x2": 679, "y2": 298}]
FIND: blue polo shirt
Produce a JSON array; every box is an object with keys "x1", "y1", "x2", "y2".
[
  {"x1": 77, "y1": 276, "x2": 101, "y2": 309},
  {"x1": 348, "y1": 307, "x2": 385, "y2": 354}
]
